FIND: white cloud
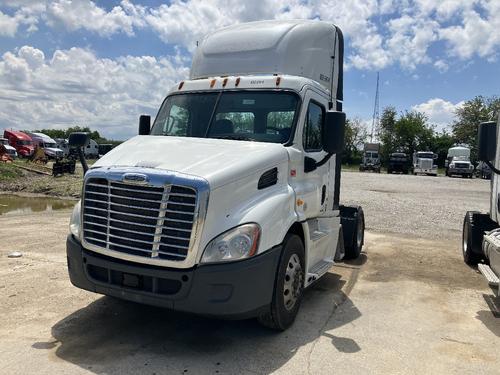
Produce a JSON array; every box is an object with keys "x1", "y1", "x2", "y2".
[
  {"x1": 433, "y1": 59, "x2": 448, "y2": 73},
  {"x1": 45, "y1": 0, "x2": 145, "y2": 37},
  {"x1": 0, "y1": 46, "x2": 189, "y2": 139},
  {"x1": 0, "y1": 10, "x2": 19, "y2": 36},
  {"x1": 412, "y1": 98, "x2": 464, "y2": 130},
  {"x1": 1, "y1": 0, "x2": 500, "y2": 71}
]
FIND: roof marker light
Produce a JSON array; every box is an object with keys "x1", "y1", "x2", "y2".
[
  {"x1": 235, "y1": 77, "x2": 240, "y2": 87},
  {"x1": 178, "y1": 81, "x2": 184, "y2": 90},
  {"x1": 210, "y1": 79, "x2": 216, "y2": 88},
  {"x1": 222, "y1": 78, "x2": 228, "y2": 87},
  {"x1": 276, "y1": 76, "x2": 281, "y2": 86}
]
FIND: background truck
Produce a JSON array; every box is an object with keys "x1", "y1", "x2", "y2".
[
  {"x1": 27, "y1": 132, "x2": 64, "y2": 159},
  {"x1": 359, "y1": 143, "x2": 381, "y2": 173},
  {"x1": 387, "y1": 152, "x2": 410, "y2": 174},
  {"x1": 66, "y1": 20, "x2": 365, "y2": 331},
  {"x1": 445, "y1": 146, "x2": 473, "y2": 178},
  {"x1": 462, "y1": 116, "x2": 500, "y2": 297},
  {"x1": 3, "y1": 129, "x2": 34, "y2": 158},
  {"x1": 0, "y1": 138, "x2": 18, "y2": 159},
  {"x1": 412, "y1": 151, "x2": 437, "y2": 176}
]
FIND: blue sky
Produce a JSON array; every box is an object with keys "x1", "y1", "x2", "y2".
[{"x1": 0, "y1": 0, "x2": 499, "y2": 140}]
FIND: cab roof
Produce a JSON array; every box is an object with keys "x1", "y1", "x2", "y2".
[{"x1": 4, "y1": 129, "x2": 32, "y2": 140}]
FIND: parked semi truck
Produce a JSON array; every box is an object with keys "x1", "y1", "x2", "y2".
[
  {"x1": 387, "y1": 152, "x2": 410, "y2": 174},
  {"x1": 0, "y1": 138, "x2": 18, "y2": 159},
  {"x1": 462, "y1": 116, "x2": 500, "y2": 296},
  {"x1": 3, "y1": 129, "x2": 34, "y2": 157},
  {"x1": 27, "y1": 132, "x2": 64, "y2": 159},
  {"x1": 66, "y1": 20, "x2": 365, "y2": 330},
  {"x1": 359, "y1": 143, "x2": 381, "y2": 173},
  {"x1": 445, "y1": 146, "x2": 473, "y2": 178},
  {"x1": 412, "y1": 151, "x2": 437, "y2": 176}
]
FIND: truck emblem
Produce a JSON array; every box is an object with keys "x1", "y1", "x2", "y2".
[{"x1": 122, "y1": 173, "x2": 148, "y2": 184}]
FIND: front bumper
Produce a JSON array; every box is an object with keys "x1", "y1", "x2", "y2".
[
  {"x1": 66, "y1": 235, "x2": 281, "y2": 319},
  {"x1": 448, "y1": 168, "x2": 472, "y2": 175}
]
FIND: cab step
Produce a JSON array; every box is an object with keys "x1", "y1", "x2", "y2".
[
  {"x1": 478, "y1": 263, "x2": 499, "y2": 287},
  {"x1": 307, "y1": 260, "x2": 333, "y2": 284}
]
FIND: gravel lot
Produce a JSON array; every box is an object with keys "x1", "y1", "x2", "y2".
[
  {"x1": 0, "y1": 172, "x2": 498, "y2": 374},
  {"x1": 341, "y1": 171, "x2": 490, "y2": 240}
]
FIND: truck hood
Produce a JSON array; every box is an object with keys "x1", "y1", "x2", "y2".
[
  {"x1": 92, "y1": 136, "x2": 289, "y2": 189},
  {"x1": 45, "y1": 147, "x2": 63, "y2": 154}
]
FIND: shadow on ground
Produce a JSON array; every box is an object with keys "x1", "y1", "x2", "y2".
[{"x1": 37, "y1": 266, "x2": 364, "y2": 374}]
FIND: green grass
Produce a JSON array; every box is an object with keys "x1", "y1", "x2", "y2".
[{"x1": 0, "y1": 163, "x2": 23, "y2": 180}]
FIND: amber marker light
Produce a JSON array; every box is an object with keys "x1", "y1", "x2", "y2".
[
  {"x1": 235, "y1": 77, "x2": 241, "y2": 87},
  {"x1": 210, "y1": 79, "x2": 216, "y2": 88},
  {"x1": 222, "y1": 78, "x2": 228, "y2": 87},
  {"x1": 178, "y1": 81, "x2": 184, "y2": 90}
]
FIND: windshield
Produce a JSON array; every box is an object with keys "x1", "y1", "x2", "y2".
[
  {"x1": 17, "y1": 140, "x2": 32, "y2": 146},
  {"x1": 417, "y1": 153, "x2": 434, "y2": 159},
  {"x1": 150, "y1": 91, "x2": 299, "y2": 144},
  {"x1": 365, "y1": 151, "x2": 378, "y2": 158},
  {"x1": 44, "y1": 142, "x2": 56, "y2": 148}
]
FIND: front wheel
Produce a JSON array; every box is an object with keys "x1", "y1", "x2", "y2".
[{"x1": 258, "y1": 234, "x2": 305, "y2": 331}]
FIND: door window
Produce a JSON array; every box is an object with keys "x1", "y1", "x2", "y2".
[{"x1": 303, "y1": 102, "x2": 324, "y2": 152}]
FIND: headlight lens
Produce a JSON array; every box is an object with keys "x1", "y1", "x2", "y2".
[
  {"x1": 201, "y1": 223, "x2": 261, "y2": 264},
  {"x1": 69, "y1": 200, "x2": 81, "y2": 238}
]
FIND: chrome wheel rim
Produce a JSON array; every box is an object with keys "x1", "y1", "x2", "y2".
[{"x1": 283, "y1": 253, "x2": 303, "y2": 311}]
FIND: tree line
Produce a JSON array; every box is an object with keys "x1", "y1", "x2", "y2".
[
  {"x1": 343, "y1": 95, "x2": 500, "y2": 166},
  {"x1": 23, "y1": 126, "x2": 122, "y2": 146}
]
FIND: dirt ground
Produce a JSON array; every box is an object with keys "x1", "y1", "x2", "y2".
[{"x1": 0, "y1": 172, "x2": 499, "y2": 374}]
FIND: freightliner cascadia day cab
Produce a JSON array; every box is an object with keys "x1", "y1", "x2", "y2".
[
  {"x1": 67, "y1": 20, "x2": 365, "y2": 330},
  {"x1": 463, "y1": 115, "x2": 500, "y2": 297}
]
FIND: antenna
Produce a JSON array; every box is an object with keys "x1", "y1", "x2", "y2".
[{"x1": 371, "y1": 72, "x2": 380, "y2": 142}]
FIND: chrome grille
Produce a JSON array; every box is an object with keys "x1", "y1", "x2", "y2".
[
  {"x1": 82, "y1": 178, "x2": 197, "y2": 261},
  {"x1": 419, "y1": 159, "x2": 432, "y2": 169},
  {"x1": 455, "y1": 162, "x2": 468, "y2": 169}
]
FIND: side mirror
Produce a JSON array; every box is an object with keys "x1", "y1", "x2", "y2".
[
  {"x1": 433, "y1": 154, "x2": 438, "y2": 160},
  {"x1": 478, "y1": 121, "x2": 497, "y2": 161},
  {"x1": 323, "y1": 111, "x2": 346, "y2": 154},
  {"x1": 139, "y1": 115, "x2": 151, "y2": 135},
  {"x1": 68, "y1": 132, "x2": 90, "y2": 173},
  {"x1": 68, "y1": 132, "x2": 90, "y2": 148}
]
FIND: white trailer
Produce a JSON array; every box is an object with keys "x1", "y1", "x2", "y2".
[
  {"x1": 463, "y1": 116, "x2": 500, "y2": 296},
  {"x1": 66, "y1": 20, "x2": 365, "y2": 330}
]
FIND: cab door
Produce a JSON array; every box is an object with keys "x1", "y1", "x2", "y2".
[{"x1": 291, "y1": 89, "x2": 339, "y2": 275}]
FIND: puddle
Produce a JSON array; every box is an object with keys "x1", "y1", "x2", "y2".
[{"x1": 0, "y1": 194, "x2": 75, "y2": 216}]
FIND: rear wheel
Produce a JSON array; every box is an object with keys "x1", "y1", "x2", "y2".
[
  {"x1": 463, "y1": 211, "x2": 483, "y2": 265},
  {"x1": 258, "y1": 234, "x2": 305, "y2": 331},
  {"x1": 344, "y1": 207, "x2": 365, "y2": 259}
]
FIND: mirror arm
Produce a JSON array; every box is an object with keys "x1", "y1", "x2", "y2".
[
  {"x1": 316, "y1": 152, "x2": 334, "y2": 168},
  {"x1": 77, "y1": 147, "x2": 88, "y2": 173},
  {"x1": 485, "y1": 160, "x2": 500, "y2": 175}
]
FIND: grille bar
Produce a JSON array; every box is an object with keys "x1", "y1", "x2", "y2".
[{"x1": 82, "y1": 177, "x2": 197, "y2": 262}]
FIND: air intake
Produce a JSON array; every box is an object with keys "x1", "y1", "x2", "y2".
[{"x1": 258, "y1": 168, "x2": 278, "y2": 190}]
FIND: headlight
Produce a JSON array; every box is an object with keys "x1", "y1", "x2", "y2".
[
  {"x1": 201, "y1": 223, "x2": 261, "y2": 264},
  {"x1": 450, "y1": 164, "x2": 455, "y2": 168},
  {"x1": 69, "y1": 200, "x2": 81, "y2": 238}
]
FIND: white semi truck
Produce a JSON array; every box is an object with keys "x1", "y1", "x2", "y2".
[
  {"x1": 66, "y1": 20, "x2": 365, "y2": 330},
  {"x1": 413, "y1": 151, "x2": 438, "y2": 176},
  {"x1": 445, "y1": 146, "x2": 474, "y2": 178},
  {"x1": 463, "y1": 116, "x2": 500, "y2": 297},
  {"x1": 27, "y1": 132, "x2": 64, "y2": 159}
]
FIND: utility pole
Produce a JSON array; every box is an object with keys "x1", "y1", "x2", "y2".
[{"x1": 371, "y1": 72, "x2": 380, "y2": 142}]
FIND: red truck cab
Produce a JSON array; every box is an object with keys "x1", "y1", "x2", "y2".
[{"x1": 3, "y1": 130, "x2": 34, "y2": 157}]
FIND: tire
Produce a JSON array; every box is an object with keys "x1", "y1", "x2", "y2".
[
  {"x1": 344, "y1": 207, "x2": 365, "y2": 260},
  {"x1": 462, "y1": 211, "x2": 484, "y2": 265},
  {"x1": 258, "y1": 234, "x2": 305, "y2": 331}
]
